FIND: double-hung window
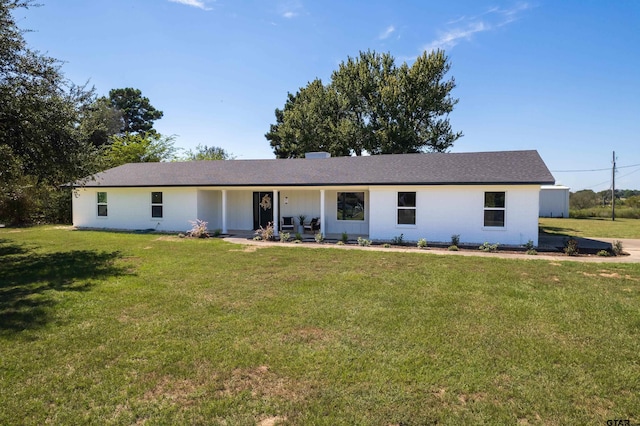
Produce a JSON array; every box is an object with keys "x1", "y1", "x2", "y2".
[
  {"x1": 97, "y1": 192, "x2": 108, "y2": 217},
  {"x1": 337, "y1": 192, "x2": 365, "y2": 221},
  {"x1": 397, "y1": 192, "x2": 416, "y2": 225},
  {"x1": 484, "y1": 192, "x2": 505, "y2": 227},
  {"x1": 151, "y1": 192, "x2": 163, "y2": 218}
]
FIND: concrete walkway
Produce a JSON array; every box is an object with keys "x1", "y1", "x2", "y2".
[{"x1": 223, "y1": 235, "x2": 640, "y2": 263}]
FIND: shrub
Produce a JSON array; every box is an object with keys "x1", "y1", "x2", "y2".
[
  {"x1": 336, "y1": 241, "x2": 345, "y2": 245},
  {"x1": 187, "y1": 219, "x2": 209, "y2": 238},
  {"x1": 524, "y1": 239, "x2": 535, "y2": 250},
  {"x1": 597, "y1": 250, "x2": 610, "y2": 257},
  {"x1": 479, "y1": 242, "x2": 499, "y2": 252},
  {"x1": 526, "y1": 249, "x2": 537, "y2": 255},
  {"x1": 279, "y1": 231, "x2": 290, "y2": 242},
  {"x1": 255, "y1": 222, "x2": 275, "y2": 241},
  {"x1": 451, "y1": 234, "x2": 460, "y2": 247},
  {"x1": 212, "y1": 228, "x2": 222, "y2": 237},
  {"x1": 564, "y1": 238, "x2": 579, "y2": 256},
  {"x1": 383, "y1": 243, "x2": 391, "y2": 248},
  {"x1": 294, "y1": 232, "x2": 302, "y2": 241},
  {"x1": 391, "y1": 234, "x2": 404, "y2": 245},
  {"x1": 448, "y1": 245, "x2": 459, "y2": 251},
  {"x1": 314, "y1": 232, "x2": 324, "y2": 243},
  {"x1": 341, "y1": 232, "x2": 349, "y2": 244},
  {"x1": 417, "y1": 238, "x2": 427, "y2": 249},
  {"x1": 357, "y1": 237, "x2": 371, "y2": 247},
  {"x1": 612, "y1": 240, "x2": 624, "y2": 256}
]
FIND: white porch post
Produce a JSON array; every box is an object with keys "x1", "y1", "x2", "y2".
[
  {"x1": 320, "y1": 189, "x2": 325, "y2": 236},
  {"x1": 273, "y1": 190, "x2": 279, "y2": 236},
  {"x1": 221, "y1": 189, "x2": 227, "y2": 234}
]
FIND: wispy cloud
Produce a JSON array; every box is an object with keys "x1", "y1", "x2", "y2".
[
  {"x1": 424, "y1": 2, "x2": 532, "y2": 52},
  {"x1": 168, "y1": 0, "x2": 212, "y2": 11},
  {"x1": 379, "y1": 25, "x2": 395, "y2": 40},
  {"x1": 279, "y1": 0, "x2": 303, "y2": 19}
]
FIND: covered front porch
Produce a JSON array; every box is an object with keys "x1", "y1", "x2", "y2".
[{"x1": 195, "y1": 187, "x2": 370, "y2": 238}]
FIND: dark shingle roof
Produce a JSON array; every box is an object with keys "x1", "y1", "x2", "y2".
[{"x1": 76, "y1": 150, "x2": 555, "y2": 187}]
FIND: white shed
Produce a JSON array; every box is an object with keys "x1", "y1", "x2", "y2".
[{"x1": 539, "y1": 185, "x2": 570, "y2": 218}]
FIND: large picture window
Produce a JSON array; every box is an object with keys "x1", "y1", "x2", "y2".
[
  {"x1": 97, "y1": 192, "x2": 108, "y2": 217},
  {"x1": 151, "y1": 191, "x2": 163, "y2": 218},
  {"x1": 337, "y1": 192, "x2": 365, "y2": 221},
  {"x1": 397, "y1": 192, "x2": 416, "y2": 225},
  {"x1": 484, "y1": 192, "x2": 505, "y2": 227}
]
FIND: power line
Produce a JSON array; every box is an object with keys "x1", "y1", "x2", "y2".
[{"x1": 551, "y1": 162, "x2": 640, "y2": 173}]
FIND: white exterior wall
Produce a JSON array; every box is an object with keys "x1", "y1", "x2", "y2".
[
  {"x1": 369, "y1": 185, "x2": 541, "y2": 246},
  {"x1": 225, "y1": 190, "x2": 253, "y2": 230},
  {"x1": 278, "y1": 190, "x2": 320, "y2": 230},
  {"x1": 73, "y1": 187, "x2": 198, "y2": 232},
  {"x1": 539, "y1": 185, "x2": 570, "y2": 218},
  {"x1": 196, "y1": 190, "x2": 221, "y2": 230}
]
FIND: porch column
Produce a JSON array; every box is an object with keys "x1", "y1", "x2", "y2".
[
  {"x1": 273, "y1": 190, "x2": 279, "y2": 236},
  {"x1": 320, "y1": 189, "x2": 325, "y2": 236},
  {"x1": 221, "y1": 189, "x2": 227, "y2": 234}
]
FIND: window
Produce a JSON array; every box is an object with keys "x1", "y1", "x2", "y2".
[
  {"x1": 337, "y1": 192, "x2": 365, "y2": 221},
  {"x1": 151, "y1": 191, "x2": 163, "y2": 218},
  {"x1": 484, "y1": 192, "x2": 505, "y2": 227},
  {"x1": 397, "y1": 192, "x2": 416, "y2": 225},
  {"x1": 97, "y1": 192, "x2": 108, "y2": 217}
]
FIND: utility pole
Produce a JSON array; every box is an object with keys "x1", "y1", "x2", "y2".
[{"x1": 612, "y1": 151, "x2": 616, "y2": 221}]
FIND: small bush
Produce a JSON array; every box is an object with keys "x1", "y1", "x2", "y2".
[
  {"x1": 564, "y1": 238, "x2": 579, "y2": 256},
  {"x1": 383, "y1": 243, "x2": 391, "y2": 248},
  {"x1": 451, "y1": 234, "x2": 460, "y2": 246},
  {"x1": 336, "y1": 240, "x2": 345, "y2": 245},
  {"x1": 612, "y1": 240, "x2": 623, "y2": 256},
  {"x1": 526, "y1": 249, "x2": 537, "y2": 255},
  {"x1": 255, "y1": 222, "x2": 275, "y2": 241},
  {"x1": 279, "y1": 231, "x2": 290, "y2": 242},
  {"x1": 417, "y1": 238, "x2": 427, "y2": 249},
  {"x1": 448, "y1": 245, "x2": 459, "y2": 251},
  {"x1": 391, "y1": 234, "x2": 404, "y2": 245},
  {"x1": 524, "y1": 239, "x2": 535, "y2": 250},
  {"x1": 597, "y1": 250, "x2": 610, "y2": 257},
  {"x1": 253, "y1": 235, "x2": 262, "y2": 241},
  {"x1": 314, "y1": 232, "x2": 324, "y2": 243},
  {"x1": 212, "y1": 228, "x2": 222, "y2": 237},
  {"x1": 341, "y1": 232, "x2": 349, "y2": 244},
  {"x1": 357, "y1": 237, "x2": 371, "y2": 247},
  {"x1": 294, "y1": 232, "x2": 302, "y2": 241},
  {"x1": 479, "y1": 242, "x2": 499, "y2": 252},
  {"x1": 187, "y1": 219, "x2": 209, "y2": 238}
]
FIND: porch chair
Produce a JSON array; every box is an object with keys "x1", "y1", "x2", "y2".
[
  {"x1": 280, "y1": 216, "x2": 295, "y2": 232},
  {"x1": 304, "y1": 217, "x2": 320, "y2": 234}
]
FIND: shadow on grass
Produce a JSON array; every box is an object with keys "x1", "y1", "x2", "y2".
[
  {"x1": 0, "y1": 239, "x2": 128, "y2": 334},
  {"x1": 539, "y1": 226, "x2": 576, "y2": 237}
]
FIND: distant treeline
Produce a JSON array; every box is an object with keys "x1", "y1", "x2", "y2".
[{"x1": 570, "y1": 189, "x2": 640, "y2": 219}]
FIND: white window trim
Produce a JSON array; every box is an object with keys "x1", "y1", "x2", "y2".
[
  {"x1": 151, "y1": 191, "x2": 163, "y2": 220},
  {"x1": 482, "y1": 191, "x2": 507, "y2": 230},
  {"x1": 97, "y1": 192, "x2": 108, "y2": 218},
  {"x1": 396, "y1": 191, "x2": 417, "y2": 227}
]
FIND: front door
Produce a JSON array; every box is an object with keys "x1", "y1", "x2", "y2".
[{"x1": 253, "y1": 192, "x2": 274, "y2": 229}]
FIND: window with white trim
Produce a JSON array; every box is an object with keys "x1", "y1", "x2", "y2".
[
  {"x1": 484, "y1": 192, "x2": 505, "y2": 227},
  {"x1": 151, "y1": 192, "x2": 163, "y2": 218},
  {"x1": 337, "y1": 192, "x2": 365, "y2": 221},
  {"x1": 397, "y1": 192, "x2": 416, "y2": 225},
  {"x1": 97, "y1": 192, "x2": 108, "y2": 217}
]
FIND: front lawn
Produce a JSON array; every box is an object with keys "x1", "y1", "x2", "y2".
[
  {"x1": 540, "y1": 217, "x2": 640, "y2": 239},
  {"x1": 1, "y1": 227, "x2": 639, "y2": 424}
]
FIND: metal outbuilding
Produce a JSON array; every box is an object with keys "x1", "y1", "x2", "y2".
[{"x1": 539, "y1": 185, "x2": 570, "y2": 218}]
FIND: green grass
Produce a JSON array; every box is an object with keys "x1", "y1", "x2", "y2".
[
  {"x1": 540, "y1": 217, "x2": 640, "y2": 239},
  {"x1": 1, "y1": 226, "x2": 640, "y2": 424}
]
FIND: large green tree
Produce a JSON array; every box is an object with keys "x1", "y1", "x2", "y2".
[
  {"x1": 107, "y1": 87, "x2": 163, "y2": 134},
  {"x1": 0, "y1": 0, "x2": 103, "y2": 224},
  {"x1": 105, "y1": 133, "x2": 178, "y2": 168},
  {"x1": 182, "y1": 144, "x2": 235, "y2": 161},
  {"x1": 266, "y1": 50, "x2": 462, "y2": 158}
]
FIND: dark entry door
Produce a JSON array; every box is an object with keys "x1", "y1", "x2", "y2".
[{"x1": 253, "y1": 192, "x2": 274, "y2": 229}]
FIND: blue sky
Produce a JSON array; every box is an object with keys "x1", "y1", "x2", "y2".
[{"x1": 18, "y1": 0, "x2": 640, "y2": 191}]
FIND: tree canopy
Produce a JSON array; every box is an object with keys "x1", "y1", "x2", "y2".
[
  {"x1": 182, "y1": 144, "x2": 235, "y2": 161},
  {"x1": 266, "y1": 50, "x2": 462, "y2": 158},
  {"x1": 1, "y1": 0, "x2": 104, "y2": 223},
  {"x1": 105, "y1": 133, "x2": 178, "y2": 168},
  {"x1": 107, "y1": 87, "x2": 163, "y2": 135}
]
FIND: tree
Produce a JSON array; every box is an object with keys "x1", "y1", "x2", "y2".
[
  {"x1": 183, "y1": 144, "x2": 235, "y2": 161},
  {"x1": 107, "y1": 88, "x2": 163, "y2": 134},
  {"x1": 266, "y1": 50, "x2": 462, "y2": 158},
  {"x1": 79, "y1": 97, "x2": 123, "y2": 147},
  {"x1": 1, "y1": 0, "x2": 104, "y2": 224},
  {"x1": 105, "y1": 133, "x2": 178, "y2": 168},
  {"x1": 570, "y1": 190, "x2": 599, "y2": 210}
]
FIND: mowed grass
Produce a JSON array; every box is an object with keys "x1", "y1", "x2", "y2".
[
  {"x1": 1, "y1": 227, "x2": 639, "y2": 425},
  {"x1": 540, "y1": 217, "x2": 640, "y2": 239}
]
